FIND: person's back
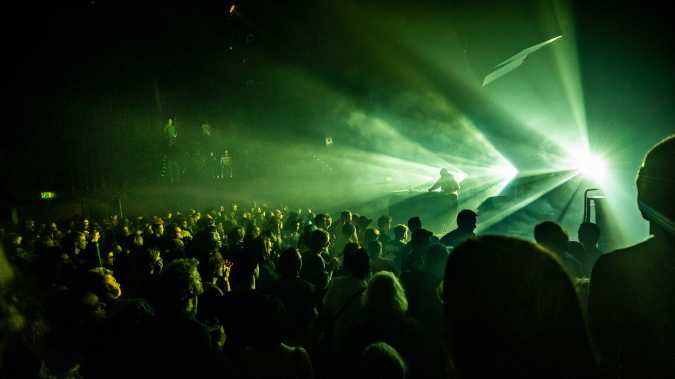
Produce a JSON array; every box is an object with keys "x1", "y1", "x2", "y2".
[
  {"x1": 590, "y1": 135, "x2": 675, "y2": 377},
  {"x1": 578, "y1": 222, "x2": 602, "y2": 277},
  {"x1": 342, "y1": 272, "x2": 437, "y2": 379},
  {"x1": 440, "y1": 209, "x2": 477, "y2": 249},
  {"x1": 238, "y1": 295, "x2": 315, "y2": 379},
  {"x1": 272, "y1": 248, "x2": 319, "y2": 345},
  {"x1": 142, "y1": 259, "x2": 216, "y2": 379},
  {"x1": 534, "y1": 221, "x2": 583, "y2": 278},
  {"x1": 358, "y1": 342, "x2": 407, "y2": 379},
  {"x1": 299, "y1": 230, "x2": 331, "y2": 290},
  {"x1": 444, "y1": 236, "x2": 597, "y2": 379}
]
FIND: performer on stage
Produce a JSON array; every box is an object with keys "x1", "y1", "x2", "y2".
[
  {"x1": 428, "y1": 168, "x2": 460, "y2": 197},
  {"x1": 164, "y1": 118, "x2": 178, "y2": 142},
  {"x1": 217, "y1": 149, "x2": 233, "y2": 179}
]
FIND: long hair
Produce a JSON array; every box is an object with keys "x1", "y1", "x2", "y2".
[
  {"x1": 443, "y1": 236, "x2": 596, "y2": 378},
  {"x1": 364, "y1": 271, "x2": 408, "y2": 316}
]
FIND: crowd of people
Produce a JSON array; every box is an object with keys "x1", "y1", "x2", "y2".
[{"x1": 0, "y1": 135, "x2": 673, "y2": 379}]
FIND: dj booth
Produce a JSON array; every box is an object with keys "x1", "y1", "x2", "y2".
[{"x1": 387, "y1": 191, "x2": 459, "y2": 235}]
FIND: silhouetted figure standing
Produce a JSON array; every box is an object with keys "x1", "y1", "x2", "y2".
[
  {"x1": 590, "y1": 135, "x2": 675, "y2": 377},
  {"x1": 440, "y1": 209, "x2": 477, "y2": 249},
  {"x1": 534, "y1": 221, "x2": 583, "y2": 278},
  {"x1": 577, "y1": 222, "x2": 602, "y2": 277}
]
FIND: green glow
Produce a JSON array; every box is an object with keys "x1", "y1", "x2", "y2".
[{"x1": 40, "y1": 191, "x2": 56, "y2": 199}]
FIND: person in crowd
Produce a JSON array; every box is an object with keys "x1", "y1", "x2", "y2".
[
  {"x1": 272, "y1": 248, "x2": 318, "y2": 346},
  {"x1": 590, "y1": 135, "x2": 675, "y2": 377},
  {"x1": 377, "y1": 215, "x2": 393, "y2": 245},
  {"x1": 440, "y1": 209, "x2": 477, "y2": 248},
  {"x1": 300, "y1": 229, "x2": 332, "y2": 291},
  {"x1": 282, "y1": 215, "x2": 302, "y2": 249},
  {"x1": 73, "y1": 267, "x2": 156, "y2": 379},
  {"x1": 354, "y1": 215, "x2": 373, "y2": 242},
  {"x1": 247, "y1": 235, "x2": 277, "y2": 292},
  {"x1": 401, "y1": 228, "x2": 433, "y2": 274},
  {"x1": 534, "y1": 221, "x2": 583, "y2": 278},
  {"x1": 335, "y1": 222, "x2": 360, "y2": 255},
  {"x1": 163, "y1": 223, "x2": 186, "y2": 262},
  {"x1": 238, "y1": 295, "x2": 315, "y2": 379},
  {"x1": 146, "y1": 220, "x2": 165, "y2": 249},
  {"x1": 219, "y1": 252, "x2": 266, "y2": 357},
  {"x1": 577, "y1": 222, "x2": 602, "y2": 277},
  {"x1": 62, "y1": 231, "x2": 88, "y2": 268},
  {"x1": 199, "y1": 252, "x2": 228, "y2": 327},
  {"x1": 359, "y1": 342, "x2": 407, "y2": 379},
  {"x1": 342, "y1": 271, "x2": 433, "y2": 379},
  {"x1": 443, "y1": 236, "x2": 597, "y2": 378},
  {"x1": 384, "y1": 224, "x2": 409, "y2": 271},
  {"x1": 314, "y1": 213, "x2": 332, "y2": 231},
  {"x1": 407, "y1": 216, "x2": 422, "y2": 234},
  {"x1": 328, "y1": 210, "x2": 353, "y2": 239},
  {"x1": 320, "y1": 248, "x2": 370, "y2": 352},
  {"x1": 121, "y1": 247, "x2": 163, "y2": 300},
  {"x1": 142, "y1": 258, "x2": 216, "y2": 378},
  {"x1": 225, "y1": 225, "x2": 245, "y2": 257},
  {"x1": 403, "y1": 243, "x2": 447, "y2": 332},
  {"x1": 367, "y1": 240, "x2": 398, "y2": 276}
]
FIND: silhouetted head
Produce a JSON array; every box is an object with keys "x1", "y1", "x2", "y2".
[
  {"x1": 314, "y1": 213, "x2": 331, "y2": 230},
  {"x1": 443, "y1": 236, "x2": 595, "y2": 378},
  {"x1": 440, "y1": 168, "x2": 450, "y2": 177},
  {"x1": 340, "y1": 210, "x2": 353, "y2": 224},
  {"x1": 457, "y1": 209, "x2": 478, "y2": 232},
  {"x1": 341, "y1": 222, "x2": 357, "y2": 240},
  {"x1": 78, "y1": 268, "x2": 123, "y2": 302},
  {"x1": 156, "y1": 258, "x2": 203, "y2": 318},
  {"x1": 578, "y1": 222, "x2": 600, "y2": 247},
  {"x1": 410, "y1": 228, "x2": 433, "y2": 248},
  {"x1": 343, "y1": 248, "x2": 370, "y2": 280},
  {"x1": 227, "y1": 226, "x2": 245, "y2": 246},
  {"x1": 534, "y1": 221, "x2": 569, "y2": 256},
  {"x1": 360, "y1": 342, "x2": 407, "y2": 379},
  {"x1": 229, "y1": 254, "x2": 259, "y2": 291},
  {"x1": 377, "y1": 215, "x2": 392, "y2": 234},
  {"x1": 204, "y1": 252, "x2": 225, "y2": 280},
  {"x1": 636, "y1": 134, "x2": 675, "y2": 235},
  {"x1": 309, "y1": 229, "x2": 330, "y2": 253},
  {"x1": 278, "y1": 248, "x2": 302, "y2": 278},
  {"x1": 364, "y1": 227, "x2": 381, "y2": 245},
  {"x1": 367, "y1": 240, "x2": 383, "y2": 259},
  {"x1": 364, "y1": 271, "x2": 408, "y2": 317},
  {"x1": 407, "y1": 216, "x2": 422, "y2": 232},
  {"x1": 143, "y1": 248, "x2": 164, "y2": 277},
  {"x1": 393, "y1": 224, "x2": 408, "y2": 241}
]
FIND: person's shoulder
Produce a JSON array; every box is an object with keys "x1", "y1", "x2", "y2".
[
  {"x1": 592, "y1": 238, "x2": 658, "y2": 282},
  {"x1": 284, "y1": 276, "x2": 317, "y2": 293},
  {"x1": 595, "y1": 239, "x2": 652, "y2": 268},
  {"x1": 440, "y1": 229, "x2": 458, "y2": 244}
]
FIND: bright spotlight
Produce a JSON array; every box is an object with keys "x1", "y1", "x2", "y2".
[
  {"x1": 498, "y1": 162, "x2": 518, "y2": 180},
  {"x1": 574, "y1": 151, "x2": 607, "y2": 183},
  {"x1": 454, "y1": 171, "x2": 468, "y2": 183}
]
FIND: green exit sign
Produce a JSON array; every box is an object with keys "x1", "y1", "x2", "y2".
[{"x1": 40, "y1": 192, "x2": 56, "y2": 200}]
